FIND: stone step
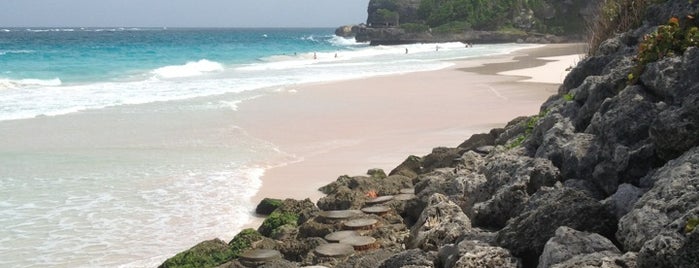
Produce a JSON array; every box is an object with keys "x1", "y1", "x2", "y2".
[
  {"x1": 399, "y1": 188, "x2": 415, "y2": 194},
  {"x1": 339, "y1": 236, "x2": 379, "y2": 251},
  {"x1": 366, "y1": 195, "x2": 394, "y2": 205},
  {"x1": 239, "y1": 249, "x2": 282, "y2": 267},
  {"x1": 317, "y1": 210, "x2": 362, "y2": 221},
  {"x1": 361, "y1": 205, "x2": 391, "y2": 216},
  {"x1": 314, "y1": 243, "x2": 355, "y2": 258},
  {"x1": 344, "y1": 218, "x2": 379, "y2": 230},
  {"x1": 324, "y1": 230, "x2": 361, "y2": 243},
  {"x1": 394, "y1": 193, "x2": 416, "y2": 201}
]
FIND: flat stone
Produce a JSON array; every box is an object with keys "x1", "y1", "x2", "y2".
[
  {"x1": 339, "y1": 236, "x2": 378, "y2": 251},
  {"x1": 324, "y1": 230, "x2": 360, "y2": 243},
  {"x1": 400, "y1": 188, "x2": 415, "y2": 194},
  {"x1": 318, "y1": 210, "x2": 360, "y2": 220},
  {"x1": 394, "y1": 193, "x2": 416, "y2": 201},
  {"x1": 239, "y1": 249, "x2": 282, "y2": 262},
  {"x1": 344, "y1": 218, "x2": 379, "y2": 230},
  {"x1": 474, "y1": 145, "x2": 494, "y2": 154},
  {"x1": 361, "y1": 206, "x2": 391, "y2": 215},
  {"x1": 366, "y1": 195, "x2": 394, "y2": 205},
  {"x1": 314, "y1": 243, "x2": 355, "y2": 257}
]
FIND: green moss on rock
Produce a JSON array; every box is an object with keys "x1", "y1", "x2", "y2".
[
  {"x1": 229, "y1": 228, "x2": 263, "y2": 258},
  {"x1": 258, "y1": 211, "x2": 299, "y2": 237},
  {"x1": 159, "y1": 239, "x2": 234, "y2": 268},
  {"x1": 255, "y1": 198, "x2": 282, "y2": 215}
]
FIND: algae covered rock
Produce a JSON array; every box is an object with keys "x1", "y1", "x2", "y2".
[
  {"x1": 255, "y1": 198, "x2": 282, "y2": 215},
  {"x1": 159, "y1": 239, "x2": 234, "y2": 268}
]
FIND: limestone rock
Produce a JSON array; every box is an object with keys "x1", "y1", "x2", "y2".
[
  {"x1": 618, "y1": 146, "x2": 699, "y2": 252},
  {"x1": 496, "y1": 188, "x2": 617, "y2": 266},
  {"x1": 538, "y1": 226, "x2": 620, "y2": 268},
  {"x1": 408, "y1": 193, "x2": 472, "y2": 251},
  {"x1": 440, "y1": 240, "x2": 520, "y2": 268},
  {"x1": 602, "y1": 183, "x2": 645, "y2": 219},
  {"x1": 379, "y1": 249, "x2": 436, "y2": 268}
]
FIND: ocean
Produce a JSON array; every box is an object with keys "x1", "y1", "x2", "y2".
[{"x1": 0, "y1": 27, "x2": 537, "y2": 267}]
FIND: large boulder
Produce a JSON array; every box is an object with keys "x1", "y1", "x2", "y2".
[
  {"x1": 538, "y1": 226, "x2": 620, "y2": 268},
  {"x1": 407, "y1": 193, "x2": 472, "y2": 251},
  {"x1": 496, "y1": 188, "x2": 617, "y2": 267},
  {"x1": 471, "y1": 151, "x2": 560, "y2": 229},
  {"x1": 617, "y1": 146, "x2": 699, "y2": 267},
  {"x1": 440, "y1": 240, "x2": 521, "y2": 268},
  {"x1": 159, "y1": 239, "x2": 234, "y2": 268},
  {"x1": 379, "y1": 249, "x2": 437, "y2": 268}
]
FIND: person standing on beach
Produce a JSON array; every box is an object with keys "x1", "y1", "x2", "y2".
[
  {"x1": 313, "y1": 52, "x2": 317, "y2": 60},
  {"x1": 405, "y1": 48, "x2": 408, "y2": 54}
]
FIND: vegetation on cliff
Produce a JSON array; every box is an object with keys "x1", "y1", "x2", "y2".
[{"x1": 366, "y1": 0, "x2": 594, "y2": 35}]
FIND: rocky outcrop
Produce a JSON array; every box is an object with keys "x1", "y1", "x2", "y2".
[
  {"x1": 354, "y1": 26, "x2": 568, "y2": 45},
  {"x1": 352, "y1": 0, "x2": 598, "y2": 45}
]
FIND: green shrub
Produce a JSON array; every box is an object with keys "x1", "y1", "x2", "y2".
[
  {"x1": 228, "y1": 228, "x2": 263, "y2": 258},
  {"x1": 628, "y1": 16, "x2": 699, "y2": 84},
  {"x1": 587, "y1": 0, "x2": 653, "y2": 55},
  {"x1": 563, "y1": 93, "x2": 575, "y2": 101},
  {"x1": 400, "y1": 23, "x2": 430, "y2": 33},
  {"x1": 159, "y1": 239, "x2": 234, "y2": 268},
  {"x1": 258, "y1": 211, "x2": 299, "y2": 236},
  {"x1": 433, "y1": 21, "x2": 472, "y2": 33}
]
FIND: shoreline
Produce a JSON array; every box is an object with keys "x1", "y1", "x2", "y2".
[{"x1": 236, "y1": 43, "x2": 586, "y2": 229}]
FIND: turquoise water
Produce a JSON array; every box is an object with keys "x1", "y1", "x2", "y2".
[{"x1": 0, "y1": 28, "x2": 539, "y2": 267}]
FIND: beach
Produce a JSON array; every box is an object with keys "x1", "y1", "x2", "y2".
[
  {"x1": 0, "y1": 39, "x2": 584, "y2": 267},
  {"x1": 238, "y1": 43, "x2": 585, "y2": 227}
]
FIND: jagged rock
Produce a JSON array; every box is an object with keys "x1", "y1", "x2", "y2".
[
  {"x1": 585, "y1": 85, "x2": 661, "y2": 195},
  {"x1": 602, "y1": 183, "x2": 645, "y2": 219},
  {"x1": 617, "y1": 146, "x2": 699, "y2": 267},
  {"x1": 674, "y1": 228, "x2": 699, "y2": 268},
  {"x1": 335, "y1": 25, "x2": 358, "y2": 38},
  {"x1": 457, "y1": 133, "x2": 496, "y2": 152},
  {"x1": 256, "y1": 198, "x2": 282, "y2": 215},
  {"x1": 317, "y1": 174, "x2": 413, "y2": 210},
  {"x1": 618, "y1": 146, "x2": 699, "y2": 246},
  {"x1": 494, "y1": 116, "x2": 530, "y2": 146},
  {"x1": 408, "y1": 193, "x2": 472, "y2": 251},
  {"x1": 335, "y1": 249, "x2": 399, "y2": 268},
  {"x1": 159, "y1": 239, "x2": 234, "y2": 268},
  {"x1": 496, "y1": 188, "x2": 617, "y2": 267},
  {"x1": 550, "y1": 252, "x2": 637, "y2": 268},
  {"x1": 422, "y1": 147, "x2": 461, "y2": 173},
  {"x1": 278, "y1": 237, "x2": 326, "y2": 262},
  {"x1": 317, "y1": 186, "x2": 364, "y2": 210},
  {"x1": 439, "y1": 240, "x2": 520, "y2": 268},
  {"x1": 389, "y1": 155, "x2": 422, "y2": 179},
  {"x1": 379, "y1": 249, "x2": 436, "y2": 268},
  {"x1": 636, "y1": 232, "x2": 684, "y2": 268},
  {"x1": 617, "y1": 207, "x2": 671, "y2": 251},
  {"x1": 651, "y1": 97, "x2": 699, "y2": 161},
  {"x1": 471, "y1": 151, "x2": 560, "y2": 228},
  {"x1": 276, "y1": 198, "x2": 320, "y2": 226},
  {"x1": 367, "y1": 168, "x2": 387, "y2": 179},
  {"x1": 538, "y1": 226, "x2": 620, "y2": 268},
  {"x1": 640, "y1": 47, "x2": 699, "y2": 105}
]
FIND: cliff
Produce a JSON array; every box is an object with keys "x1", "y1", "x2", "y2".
[
  {"x1": 339, "y1": 0, "x2": 600, "y2": 45},
  {"x1": 162, "y1": 0, "x2": 699, "y2": 267}
]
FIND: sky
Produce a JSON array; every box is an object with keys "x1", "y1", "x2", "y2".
[{"x1": 0, "y1": 0, "x2": 370, "y2": 27}]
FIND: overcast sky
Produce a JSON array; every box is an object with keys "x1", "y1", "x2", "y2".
[{"x1": 0, "y1": 0, "x2": 370, "y2": 27}]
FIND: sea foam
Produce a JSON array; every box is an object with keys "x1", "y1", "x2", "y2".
[{"x1": 152, "y1": 59, "x2": 224, "y2": 79}]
